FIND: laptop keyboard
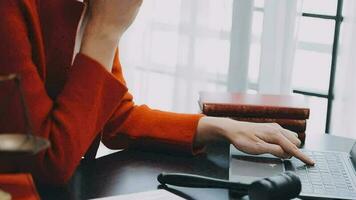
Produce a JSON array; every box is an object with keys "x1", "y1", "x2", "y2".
[{"x1": 292, "y1": 150, "x2": 356, "y2": 198}]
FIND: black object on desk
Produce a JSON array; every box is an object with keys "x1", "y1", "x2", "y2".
[{"x1": 157, "y1": 172, "x2": 301, "y2": 200}]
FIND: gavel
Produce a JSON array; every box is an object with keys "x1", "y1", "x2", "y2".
[{"x1": 157, "y1": 171, "x2": 301, "y2": 200}]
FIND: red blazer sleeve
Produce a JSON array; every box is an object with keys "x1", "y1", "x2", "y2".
[
  {"x1": 101, "y1": 51, "x2": 204, "y2": 154},
  {"x1": 0, "y1": 1, "x2": 127, "y2": 184}
]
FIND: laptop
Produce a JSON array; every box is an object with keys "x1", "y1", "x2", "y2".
[{"x1": 229, "y1": 142, "x2": 356, "y2": 199}]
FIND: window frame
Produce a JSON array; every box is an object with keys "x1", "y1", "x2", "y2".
[{"x1": 292, "y1": 0, "x2": 344, "y2": 133}]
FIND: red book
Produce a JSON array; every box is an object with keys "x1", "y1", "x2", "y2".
[
  {"x1": 0, "y1": 174, "x2": 40, "y2": 200},
  {"x1": 230, "y1": 117, "x2": 307, "y2": 133},
  {"x1": 199, "y1": 92, "x2": 310, "y2": 119}
]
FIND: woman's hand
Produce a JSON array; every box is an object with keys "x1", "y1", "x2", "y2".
[
  {"x1": 80, "y1": 0, "x2": 143, "y2": 71},
  {"x1": 196, "y1": 117, "x2": 315, "y2": 165}
]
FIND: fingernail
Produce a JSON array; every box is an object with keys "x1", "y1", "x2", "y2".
[{"x1": 310, "y1": 159, "x2": 315, "y2": 166}]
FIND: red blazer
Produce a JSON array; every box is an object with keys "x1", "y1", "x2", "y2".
[{"x1": 0, "y1": 0, "x2": 202, "y2": 184}]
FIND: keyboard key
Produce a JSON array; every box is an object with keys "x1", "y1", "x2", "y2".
[{"x1": 324, "y1": 185, "x2": 335, "y2": 189}]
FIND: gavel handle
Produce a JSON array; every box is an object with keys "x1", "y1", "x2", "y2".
[{"x1": 157, "y1": 173, "x2": 248, "y2": 194}]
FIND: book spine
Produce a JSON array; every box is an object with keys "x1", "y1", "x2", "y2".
[
  {"x1": 202, "y1": 104, "x2": 310, "y2": 119},
  {"x1": 230, "y1": 117, "x2": 307, "y2": 133}
]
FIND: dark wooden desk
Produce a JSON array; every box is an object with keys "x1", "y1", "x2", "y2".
[{"x1": 37, "y1": 134, "x2": 355, "y2": 200}]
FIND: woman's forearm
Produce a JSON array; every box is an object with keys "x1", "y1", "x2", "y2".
[
  {"x1": 195, "y1": 117, "x2": 230, "y2": 146},
  {"x1": 79, "y1": 0, "x2": 143, "y2": 71},
  {"x1": 80, "y1": 22, "x2": 119, "y2": 71}
]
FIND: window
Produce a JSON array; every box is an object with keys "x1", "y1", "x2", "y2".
[
  {"x1": 120, "y1": 0, "x2": 233, "y2": 113},
  {"x1": 248, "y1": 0, "x2": 343, "y2": 134},
  {"x1": 293, "y1": 0, "x2": 343, "y2": 134}
]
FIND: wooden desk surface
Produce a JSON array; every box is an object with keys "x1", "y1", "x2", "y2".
[{"x1": 37, "y1": 133, "x2": 355, "y2": 200}]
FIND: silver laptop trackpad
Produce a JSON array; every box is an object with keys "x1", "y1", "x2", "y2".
[{"x1": 230, "y1": 153, "x2": 285, "y2": 184}]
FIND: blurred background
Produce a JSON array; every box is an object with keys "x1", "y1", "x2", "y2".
[{"x1": 116, "y1": 0, "x2": 356, "y2": 139}]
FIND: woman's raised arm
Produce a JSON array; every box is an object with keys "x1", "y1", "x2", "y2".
[{"x1": 0, "y1": 1, "x2": 130, "y2": 185}]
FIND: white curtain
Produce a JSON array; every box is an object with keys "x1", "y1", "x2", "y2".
[
  {"x1": 120, "y1": 0, "x2": 233, "y2": 113},
  {"x1": 228, "y1": 0, "x2": 302, "y2": 94},
  {"x1": 258, "y1": 0, "x2": 302, "y2": 94},
  {"x1": 119, "y1": 0, "x2": 302, "y2": 113},
  {"x1": 330, "y1": 0, "x2": 356, "y2": 138}
]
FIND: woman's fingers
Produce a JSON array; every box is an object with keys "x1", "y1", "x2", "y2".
[
  {"x1": 216, "y1": 119, "x2": 314, "y2": 165},
  {"x1": 257, "y1": 139, "x2": 291, "y2": 159},
  {"x1": 265, "y1": 132, "x2": 315, "y2": 165},
  {"x1": 280, "y1": 129, "x2": 302, "y2": 147},
  {"x1": 267, "y1": 123, "x2": 301, "y2": 147}
]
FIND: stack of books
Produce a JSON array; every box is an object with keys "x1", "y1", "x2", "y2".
[{"x1": 199, "y1": 92, "x2": 310, "y2": 143}]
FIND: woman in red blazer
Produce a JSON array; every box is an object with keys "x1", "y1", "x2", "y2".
[{"x1": 0, "y1": 0, "x2": 313, "y2": 185}]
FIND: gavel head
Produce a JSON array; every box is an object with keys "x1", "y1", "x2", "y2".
[{"x1": 248, "y1": 171, "x2": 301, "y2": 200}]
